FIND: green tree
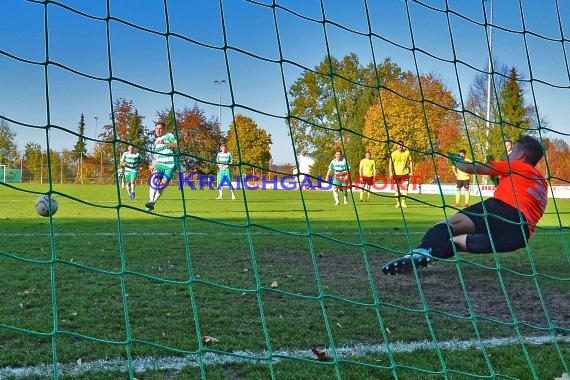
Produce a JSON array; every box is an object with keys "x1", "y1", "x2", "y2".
[
  {"x1": 60, "y1": 149, "x2": 75, "y2": 183},
  {"x1": 45, "y1": 149, "x2": 62, "y2": 184},
  {"x1": 288, "y1": 54, "x2": 365, "y2": 160},
  {"x1": 72, "y1": 114, "x2": 87, "y2": 183},
  {"x1": 0, "y1": 120, "x2": 19, "y2": 165},
  {"x1": 289, "y1": 55, "x2": 403, "y2": 176},
  {"x1": 464, "y1": 62, "x2": 512, "y2": 160},
  {"x1": 226, "y1": 115, "x2": 272, "y2": 175},
  {"x1": 125, "y1": 110, "x2": 148, "y2": 150},
  {"x1": 487, "y1": 67, "x2": 534, "y2": 160},
  {"x1": 72, "y1": 114, "x2": 87, "y2": 161},
  {"x1": 24, "y1": 142, "x2": 42, "y2": 181}
]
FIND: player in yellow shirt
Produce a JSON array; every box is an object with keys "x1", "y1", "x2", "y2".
[
  {"x1": 358, "y1": 150, "x2": 376, "y2": 202},
  {"x1": 389, "y1": 140, "x2": 413, "y2": 208},
  {"x1": 452, "y1": 149, "x2": 471, "y2": 207}
]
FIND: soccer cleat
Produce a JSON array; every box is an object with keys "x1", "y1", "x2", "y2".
[
  {"x1": 395, "y1": 203, "x2": 400, "y2": 208},
  {"x1": 401, "y1": 202, "x2": 407, "y2": 208},
  {"x1": 344, "y1": 199, "x2": 348, "y2": 205},
  {"x1": 335, "y1": 201, "x2": 340, "y2": 206},
  {"x1": 232, "y1": 194, "x2": 236, "y2": 200},
  {"x1": 216, "y1": 195, "x2": 223, "y2": 200},
  {"x1": 464, "y1": 204, "x2": 469, "y2": 208},
  {"x1": 145, "y1": 202, "x2": 155, "y2": 211},
  {"x1": 132, "y1": 192, "x2": 135, "y2": 200},
  {"x1": 382, "y1": 248, "x2": 433, "y2": 275},
  {"x1": 453, "y1": 203, "x2": 459, "y2": 207}
]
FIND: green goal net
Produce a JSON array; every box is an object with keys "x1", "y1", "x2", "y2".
[{"x1": 0, "y1": 0, "x2": 569, "y2": 379}]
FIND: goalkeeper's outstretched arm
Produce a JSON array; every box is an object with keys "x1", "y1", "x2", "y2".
[{"x1": 455, "y1": 160, "x2": 496, "y2": 176}]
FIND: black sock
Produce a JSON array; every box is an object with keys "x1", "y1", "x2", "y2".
[{"x1": 418, "y1": 223, "x2": 455, "y2": 259}]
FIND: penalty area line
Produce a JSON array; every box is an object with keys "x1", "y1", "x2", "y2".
[{"x1": 1, "y1": 335, "x2": 568, "y2": 378}]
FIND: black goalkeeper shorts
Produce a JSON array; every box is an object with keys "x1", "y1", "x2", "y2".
[{"x1": 460, "y1": 198, "x2": 530, "y2": 253}]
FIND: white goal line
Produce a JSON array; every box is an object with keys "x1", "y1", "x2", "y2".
[
  {"x1": 1, "y1": 230, "x2": 565, "y2": 238},
  {"x1": 0, "y1": 231, "x2": 427, "y2": 237},
  {"x1": 1, "y1": 335, "x2": 568, "y2": 378}
]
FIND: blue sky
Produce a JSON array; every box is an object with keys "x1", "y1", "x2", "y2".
[{"x1": 1, "y1": 0, "x2": 569, "y2": 164}]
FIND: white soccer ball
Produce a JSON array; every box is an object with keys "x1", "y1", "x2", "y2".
[{"x1": 35, "y1": 194, "x2": 58, "y2": 217}]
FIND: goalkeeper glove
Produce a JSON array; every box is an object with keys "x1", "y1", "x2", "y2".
[{"x1": 448, "y1": 152, "x2": 464, "y2": 163}]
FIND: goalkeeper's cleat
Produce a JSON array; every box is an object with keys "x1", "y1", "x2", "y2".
[
  {"x1": 145, "y1": 201, "x2": 155, "y2": 211},
  {"x1": 131, "y1": 192, "x2": 135, "y2": 200},
  {"x1": 382, "y1": 248, "x2": 433, "y2": 275}
]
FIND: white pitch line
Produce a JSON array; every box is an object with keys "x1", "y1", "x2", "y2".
[
  {"x1": 1, "y1": 230, "x2": 565, "y2": 238},
  {"x1": 0, "y1": 231, "x2": 426, "y2": 237},
  {"x1": 0, "y1": 335, "x2": 568, "y2": 378}
]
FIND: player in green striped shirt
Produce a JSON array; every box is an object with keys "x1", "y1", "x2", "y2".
[
  {"x1": 146, "y1": 122, "x2": 178, "y2": 211},
  {"x1": 215, "y1": 143, "x2": 236, "y2": 200},
  {"x1": 325, "y1": 150, "x2": 351, "y2": 205},
  {"x1": 120, "y1": 145, "x2": 141, "y2": 200}
]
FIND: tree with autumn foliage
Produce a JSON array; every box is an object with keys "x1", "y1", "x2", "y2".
[
  {"x1": 362, "y1": 72, "x2": 461, "y2": 182},
  {"x1": 538, "y1": 138, "x2": 570, "y2": 185},
  {"x1": 0, "y1": 120, "x2": 18, "y2": 165},
  {"x1": 226, "y1": 115, "x2": 272, "y2": 175},
  {"x1": 97, "y1": 99, "x2": 150, "y2": 180},
  {"x1": 99, "y1": 98, "x2": 149, "y2": 157},
  {"x1": 414, "y1": 122, "x2": 467, "y2": 184},
  {"x1": 345, "y1": 60, "x2": 403, "y2": 174},
  {"x1": 24, "y1": 143, "x2": 43, "y2": 181},
  {"x1": 157, "y1": 105, "x2": 221, "y2": 174},
  {"x1": 289, "y1": 55, "x2": 402, "y2": 176}
]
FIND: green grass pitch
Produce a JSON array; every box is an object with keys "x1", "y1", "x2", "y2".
[{"x1": 1, "y1": 183, "x2": 569, "y2": 379}]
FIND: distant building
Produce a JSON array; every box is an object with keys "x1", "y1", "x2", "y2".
[{"x1": 296, "y1": 154, "x2": 315, "y2": 174}]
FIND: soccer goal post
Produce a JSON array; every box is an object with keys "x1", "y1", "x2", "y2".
[{"x1": 0, "y1": 165, "x2": 6, "y2": 183}]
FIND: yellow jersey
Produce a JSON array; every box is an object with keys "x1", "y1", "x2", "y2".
[
  {"x1": 454, "y1": 158, "x2": 471, "y2": 180},
  {"x1": 359, "y1": 158, "x2": 376, "y2": 177},
  {"x1": 391, "y1": 149, "x2": 411, "y2": 175}
]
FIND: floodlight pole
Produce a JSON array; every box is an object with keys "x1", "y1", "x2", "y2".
[
  {"x1": 484, "y1": 0, "x2": 494, "y2": 185},
  {"x1": 94, "y1": 116, "x2": 103, "y2": 182},
  {"x1": 94, "y1": 116, "x2": 98, "y2": 140},
  {"x1": 214, "y1": 80, "x2": 226, "y2": 128}
]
